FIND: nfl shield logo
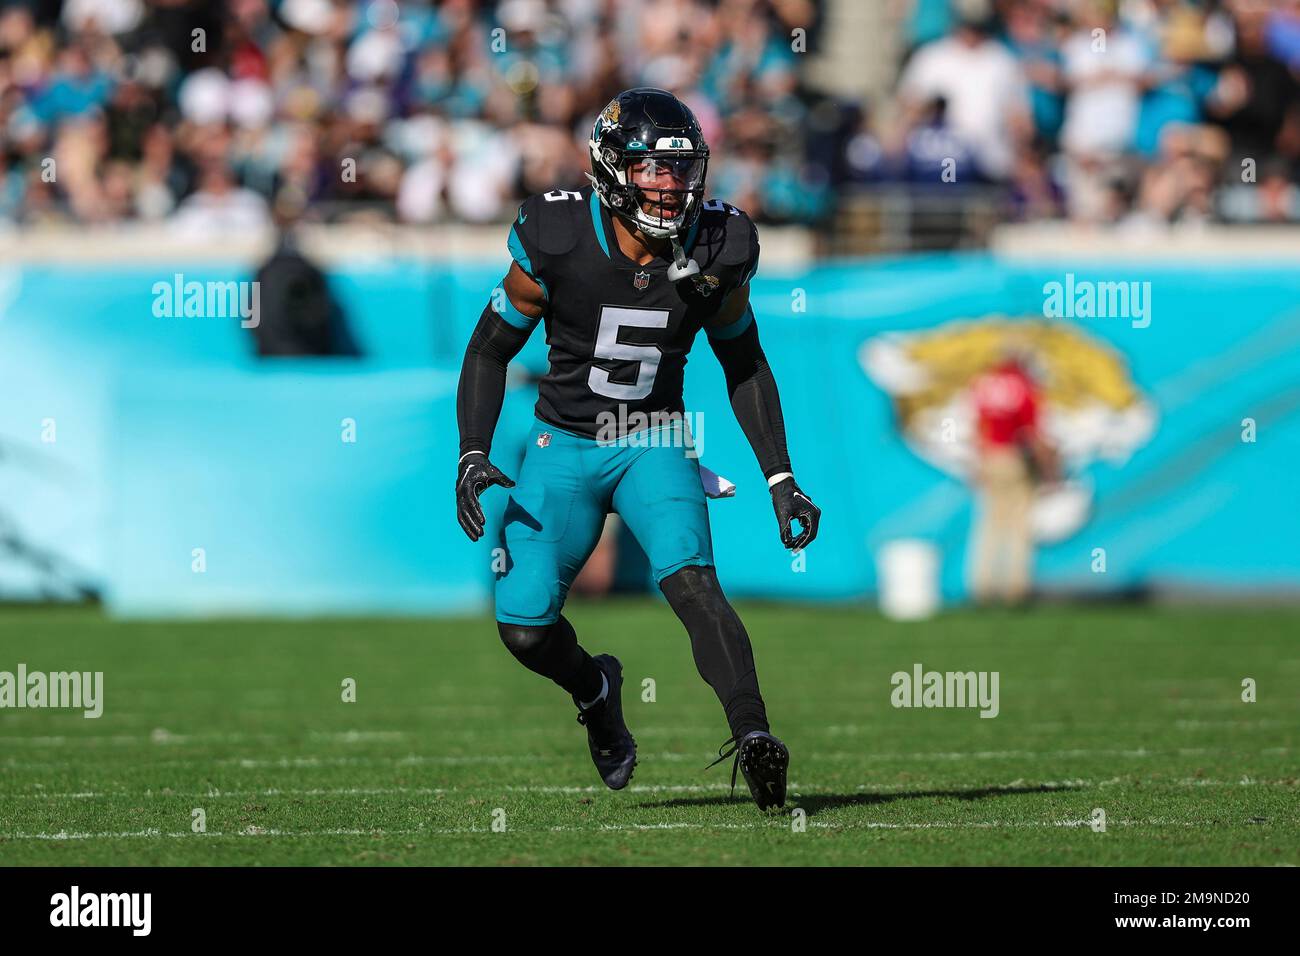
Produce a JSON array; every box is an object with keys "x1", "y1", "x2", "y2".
[
  {"x1": 633, "y1": 270, "x2": 650, "y2": 291},
  {"x1": 537, "y1": 432, "x2": 552, "y2": 448}
]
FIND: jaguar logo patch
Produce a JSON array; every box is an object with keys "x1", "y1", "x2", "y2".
[
  {"x1": 594, "y1": 99, "x2": 622, "y2": 140},
  {"x1": 692, "y1": 273, "x2": 720, "y2": 297}
]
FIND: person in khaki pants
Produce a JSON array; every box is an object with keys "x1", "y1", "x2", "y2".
[{"x1": 969, "y1": 357, "x2": 1058, "y2": 605}]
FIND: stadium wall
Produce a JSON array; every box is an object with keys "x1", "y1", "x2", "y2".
[{"x1": 2, "y1": 243, "x2": 1297, "y2": 615}]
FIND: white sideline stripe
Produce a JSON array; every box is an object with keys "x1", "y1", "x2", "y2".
[
  {"x1": 3, "y1": 786, "x2": 453, "y2": 800},
  {"x1": 4, "y1": 718, "x2": 1294, "y2": 747},
  {"x1": 4, "y1": 745, "x2": 1292, "y2": 774},
  {"x1": 6, "y1": 828, "x2": 456, "y2": 840},
  {"x1": 6, "y1": 777, "x2": 1294, "y2": 802},
  {"x1": 564, "y1": 819, "x2": 1206, "y2": 832},
  {"x1": 216, "y1": 745, "x2": 1285, "y2": 765},
  {"x1": 825, "y1": 719, "x2": 1294, "y2": 734},
  {"x1": 507, "y1": 783, "x2": 766, "y2": 794},
  {"x1": 1, "y1": 782, "x2": 763, "y2": 801},
  {"x1": 0, "y1": 727, "x2": 717, "y2": 747},
  {"x1": 0, "y1": 730, "x2": 409, "y2": 747},
  {"x1": 0, "y1": 783, "x2": 744, "y2": 801},
  {"x1": 3, "y1": 818, "x2": 1223, "y2": 841},
  {"x1": 0, "y1": 727, "x2": 760, "y2": 746},
  {"x1": 179, "y1": 746, "x2": 1267, "y2": 767}
]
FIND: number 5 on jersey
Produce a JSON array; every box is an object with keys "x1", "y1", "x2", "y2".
[{"x1": 588, "y1": 305, "x2": 670, "y2": 401}]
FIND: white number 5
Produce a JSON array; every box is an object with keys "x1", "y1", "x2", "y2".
[{"x1": 588, "y1": 305, "x2": 670, "y2": 401}]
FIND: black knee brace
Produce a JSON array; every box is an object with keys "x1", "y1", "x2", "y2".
[
  {"x1": 497, "y1": 622, "x2": 551, "y2": 660},
  {"x1": 497, "y1": 616, "x2": 603, "y2": 702}
]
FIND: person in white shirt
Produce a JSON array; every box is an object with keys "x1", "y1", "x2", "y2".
[
  {"x1": 170, "y1": 163, "x2": 271, "y2": 239},
  {"x1": 897, "y1": 8, "x2": 1032, "y2": 181},
  {"x1": 1057, "y1": 0, "x2": 1154, "y2": 220},
  {"x1": 1059, "y1": 2, "x2": 1153, "y2": 157}
]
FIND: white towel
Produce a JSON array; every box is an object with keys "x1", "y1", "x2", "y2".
[{"x1": 699, "y1": 464, "x2": 736, "y2": 499}]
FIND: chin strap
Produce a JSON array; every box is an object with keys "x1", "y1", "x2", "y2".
[
  {"x1": 593, "y1": 175, "x2": 700, "y2": 282},
  {"x1": 666, "y1": 231, "x2": 700, "y2": 282}
]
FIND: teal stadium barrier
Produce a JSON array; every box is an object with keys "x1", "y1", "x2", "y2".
[{"x1": 2, "y1": 254, "x2": 1297, "y2": 615}]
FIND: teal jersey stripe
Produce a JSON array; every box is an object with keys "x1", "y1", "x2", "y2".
[
  {"x1": 507, "y1": 224, "x2": 548, "y2": 302},
  {"x1": 507, "y1": 224, "x2": 535, "y2": 276},
  {"x1": 589, "y1": 190, "x2": 612, "y2": 259},
  {"x1": 491, "y1": 282, "x2": 541, "y2": 332},
  {"x1": 706, "y1": 303, "x2": 755, "y2": 341}
]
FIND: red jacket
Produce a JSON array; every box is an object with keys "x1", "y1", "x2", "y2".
[{"x1": 974, "y1": 361, "x2": 1039, "y2": 447}]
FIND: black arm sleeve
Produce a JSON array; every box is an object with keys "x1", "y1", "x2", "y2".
[
  {"x1": 456, "y1": 303, "x2": 532, "y2": 457},
  {"x1": 708, "y1": 321, "x2": 792, "y2": 480}
]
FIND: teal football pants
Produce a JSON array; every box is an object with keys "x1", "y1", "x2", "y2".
[{"x1": 494, "y1": 418, "x2": 714, "y2": 625}]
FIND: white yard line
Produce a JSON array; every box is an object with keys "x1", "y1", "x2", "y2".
[
  {"x1": 3, "y1": 744, "x2": 1292, "y2": 774},
  {"x1": 4, "y1": 717, "x2": 1292, "y2": 748},
  {"x1": 3, "y1": 817, "x2": 1224, "y2": 840},
  {"x1": 4, "y1": 776, "x2": 1293, "y2": 802},
  {"x1": 207, "y1": 746, "x2": 1283, "y2": 765},
  {"x1": 1, "y1": 782, "x2": 773, "y2": 800},
  {"x1": 0, "y1": 730, "x2": 410, "y2": 747},
  {"x1": 5, "y1": 828, "x2": 457, "y2": 840}
]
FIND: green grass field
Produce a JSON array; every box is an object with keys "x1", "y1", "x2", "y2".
[{"x1": 1, "y1": 602, "x2": 1297, "y2": 866}]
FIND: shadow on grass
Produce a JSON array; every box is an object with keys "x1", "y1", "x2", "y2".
[{"x1": 638, "y1": 783, "x2": 1082, "y2": 815}]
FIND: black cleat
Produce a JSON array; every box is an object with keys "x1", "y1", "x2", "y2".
[
  {"x1": 574, "y1": 654, "x2": 636, "y2": 790},
  {"x1": 738, "y1": 731, "x2": 789, "y2": 810},
  {"x1": 708, "y1": 730, "x2": 789, "y2": 811}
]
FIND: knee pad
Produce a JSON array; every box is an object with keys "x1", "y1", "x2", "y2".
[{"x1": 497, "y1": 621, "x2": 551, "y2": 661}]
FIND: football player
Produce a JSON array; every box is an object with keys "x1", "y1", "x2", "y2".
[{"x1": 455, "y1": 88, "x2": 820, "y2": 810}]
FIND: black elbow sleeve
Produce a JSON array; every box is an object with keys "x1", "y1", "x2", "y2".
[
  {"x1": 710, "y1": 323, "x2": 791, "y2": 479},
  {"x1": 467, "y1": 303, "x2": 532, "y2": 364},
  {"x1": 456, "y1": 303, "x2": 532, "y2": 456}
]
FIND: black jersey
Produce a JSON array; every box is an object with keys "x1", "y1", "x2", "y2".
[{"x1": 506, "y1": 186, "x2": 760, "y2": 438}]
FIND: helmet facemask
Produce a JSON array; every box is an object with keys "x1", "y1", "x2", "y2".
[
  {"x1": 589, "y1": 141, "x2": 709, "y2": 240},
  {"x1": 625, "y1": 152, "x2": 708, "y2": 238}
]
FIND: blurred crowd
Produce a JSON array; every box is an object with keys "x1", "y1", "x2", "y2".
[
  {"x1": 881, "y1": 0, "x2": 1300, "y2": 225},
  {"x1": 0, "y1": 0, "x2": 830, "y2": 232},
  {"x1": 0, "y1": 0, "x2": 1297, "y2": 233}
]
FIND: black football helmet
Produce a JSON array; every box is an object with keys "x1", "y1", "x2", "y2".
[{"x1": 588, "y1": 88, "x2": 710, "y2": 241}]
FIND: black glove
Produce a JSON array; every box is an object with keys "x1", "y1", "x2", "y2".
[
  {"x1": 770, "y1": 476, "x2": 821, "y2": 552},
  {"x1": 456, "y1": 452, "x2": 515, "y2": 542}
]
